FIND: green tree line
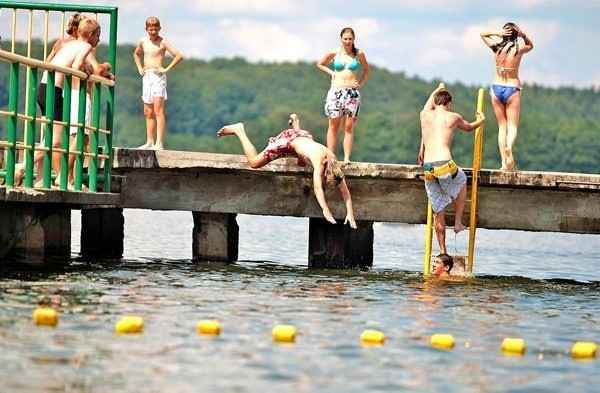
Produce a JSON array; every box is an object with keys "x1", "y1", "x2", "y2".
[{"x1": 1, "y1": 42, "x2": 599, "y2": 173}]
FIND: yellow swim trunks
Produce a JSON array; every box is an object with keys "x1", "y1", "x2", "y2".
[
  {"x1": 423, "y1": 159, "x2": 458, "y2": 182},
  {"x1": 422, "y1": 160, "x2": 467, "y2": 214}
]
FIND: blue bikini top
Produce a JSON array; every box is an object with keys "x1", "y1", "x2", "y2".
[{"x1": 333, "y1": 49, "x2": 359, "y2": 71}]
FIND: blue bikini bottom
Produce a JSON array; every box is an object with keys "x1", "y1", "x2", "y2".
[{"x1": 490, "y1": 84, "x2": 522, "y2": 105}]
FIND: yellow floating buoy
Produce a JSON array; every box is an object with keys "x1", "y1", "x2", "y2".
[
  {"x1": 197, "y1": 319, "x2": 221, "y2": 336},
  {"x1": 115, "y1": 316, "x2": 144, "y2": 334},
  {"x1": 430, "y1": 333, "x2": 454, "y2": 349},
  {"x1": 272, "y1": 324, "x2": 296, "y2": 343},
  {"x1": 501, "y1": 337, "x2": 526, "y2": 355},
  {"x1": 360, "y1": 330, "x2": 385, "y2": 345},
  {"x1": 571, "y1": 341, "x2": 597, "y2": 359},
  {"x1": 33, "y1": 307, "x2": 58, "y2": 326}
]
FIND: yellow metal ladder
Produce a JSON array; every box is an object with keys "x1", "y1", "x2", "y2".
[{"x1": 423, "y1": 87, "x2": 485, "y2": 275}]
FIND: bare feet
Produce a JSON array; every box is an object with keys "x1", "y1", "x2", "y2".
[
  {"x1": 137, "y1": 142, "x2": 154, "y2": 149},
  {"x1": 454, "y1": 223, "x2": 468, "y2": 234},
  {"x1": 505, "y1": 147, "x2": 515, "y2": 170},
  {"x1": 288, "y1": 114, "x2": 300, "y2": 129},
  {"x1": 217, "y1": 123, "x2": 245, "y2": 137},
  {"x1": 150, "y1": 144, "x2": 164, "y2": 151}
]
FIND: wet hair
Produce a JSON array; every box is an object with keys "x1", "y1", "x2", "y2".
[
  {"x1": 66, "y1": 13, "x2": 85, "y2": 36},
  {"x1": 325, "y1": 157, "x2": 345, "y2": 188},
  {"x1": 146, "y1": 16, "x2": 161, "y2": 28},
  {"x1": 433, "y1": 90, "x2": 452, "y2": 106},
  {"x1": 340, "y1": 27, "x2": 357, "y2": 57},
  {"x1": 77, "y1": 18, "x2": 100, "y2": 39},
  {"x1": 492, "y1": 22, "x2": 520, "y2": 56},
  {"x1": 437, "y1": 253, "x2": 454, "y2": 272}
]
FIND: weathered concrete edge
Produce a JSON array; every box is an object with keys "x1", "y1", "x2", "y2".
[{"x1": 112, "y1": 148, "x2": 600, "y2": 190}]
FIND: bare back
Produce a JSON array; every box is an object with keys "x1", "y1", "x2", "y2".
[
  {"x1": 290, "y1": 137, "x2": 331, "y2": 171},
  {"x1": 420, "y1": 108, "x2": 462, "y2": 162},
  {"x1": 42, "y1": 39, "x2": 92, "y2": 88},
  {"x1": 493, "y1": 47, "x2": 531, "y2": 86}
]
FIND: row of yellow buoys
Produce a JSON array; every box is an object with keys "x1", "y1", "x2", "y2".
[{"x1": 33, "y1": 308, "x2": 597, "y2": 359}]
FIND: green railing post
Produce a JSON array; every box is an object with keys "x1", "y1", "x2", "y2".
[
  {"x1": 103, "y1": 7, "x2": 118, "y2": 193},
  {"x1": 89, "y1": 81, "x2": 101, "y2": 192},
  {"x1": 24, "y1": 65, "x2": 38, "y2": 188},
  {"x1": 103, "y1": 84, "x2": 115, "y2": 192},
  {"x1": 43, "y1": 70, "x2": 55, "y2": 190},
  {"x1": 5, "y1": 61, "x2": 19, "y2": 188},
  {"x1": 1, "y1": 2, "x2": 118, "y2": 192},
  {"x1": 59, "y1": 74, "x2": 72, "y2": 191},
  {"x1": 74, "y1": 84, "x2": 86, "y2": 192}
]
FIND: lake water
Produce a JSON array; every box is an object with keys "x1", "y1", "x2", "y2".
[{"x1": 0, "y1": 209, "x2": 599, "y2": 392}]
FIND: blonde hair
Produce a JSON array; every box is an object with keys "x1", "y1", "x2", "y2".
[
  {"x1": 77, "y1": 18, "x2": 100, "y2": 39},
  {"x1": 325, "y1": 157, "x2": 345, "y2": 187},
  {"x1": 66, "y1": 13, "x2": 85, "y2": 36}
]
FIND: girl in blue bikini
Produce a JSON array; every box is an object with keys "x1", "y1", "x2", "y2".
[
  {"x1": 481, "y1": 23, "x2": 533, "y2": 170},
  {"x1": 317, "y1": 27, "x2": 371, "y2": 163}
]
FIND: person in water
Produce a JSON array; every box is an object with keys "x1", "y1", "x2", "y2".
[
  {"x1": 317, "y1": 27, "x2": 370, "y2": 163},
  {"x1": 217, "y1": 114, "x2": 357, "y2": 228},
  {"x1": 480, "y1": 22, "x2": 533, "y2": 170},
  {"x1": 432, "y1": 253, "x2": 454, "y2": 277}
]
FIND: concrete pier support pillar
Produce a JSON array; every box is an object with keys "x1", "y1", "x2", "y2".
[
  {"x1": 192, "y1": 212, "x2": 238, "y2": 262},
  {"x1": 308, "y1": 218, "x2": 374, "y2": 269},
  {"x1": 80, "y1": 208, "x2": 124, "y2": 258},
  {"x1": 0, "y1": 203, "x2": 71, "y2": 260}
]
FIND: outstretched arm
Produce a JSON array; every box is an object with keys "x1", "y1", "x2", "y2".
[
  {"x1": 312, "y1": 166, "x2": 337, "y2": 224},
  {"x1": 456, "y1": 111, "x2": 486, "y2": 132},
  {"x1": 338, "y1": 179, "x2": 357, "y2": 229}
]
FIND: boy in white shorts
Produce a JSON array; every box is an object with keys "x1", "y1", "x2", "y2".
[{"x1": 133, "y1": 16, "x2": 183, "y2": 150}]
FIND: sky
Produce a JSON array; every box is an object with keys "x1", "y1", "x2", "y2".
[{"x1": 2, "y1": 0, "x2": 599, "y2": 89}]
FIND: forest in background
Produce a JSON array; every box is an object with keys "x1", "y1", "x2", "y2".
[{"x1": 1, "y1": 42, "x2": 599, "y2": 173}]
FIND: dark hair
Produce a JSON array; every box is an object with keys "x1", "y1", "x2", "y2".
[
  {"x1": 340, "y1": 27, "x2": 357, "y2": 57},
  {"x1": 433, "y1": 90, "x2": 452, "y2": 106},
  {"x1": 437, "y1": 253, "x2": 454, "y2": 272},
  {"x1": 492, "y1": 22, "x2": 520, "y2": 56}
]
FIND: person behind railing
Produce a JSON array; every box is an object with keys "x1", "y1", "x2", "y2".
[
  {"x1": 45, "y1": 13, "x2": 85, "y2": 62},
  {"x1": 133, "y1": 16, "x2": 183, "y2": 150},
  {"x1": 44, "y1": 13, "x2": 114, "y2": 190},
  {"x1": 417, "y1": 85, "x2": 485, "y2": 255},
  {"x1": 480, "y1": 22, "x2": 533, "y2": 170},
  {"x1": 217, "y1": 114, "x2": 357, "y2": 228},
  {"x1": 14, "y1": 18, "x2": 102, "y2": 187}
]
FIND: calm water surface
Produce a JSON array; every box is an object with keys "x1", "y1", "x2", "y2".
[{"x1": 0, "y1": 210, "x2": 599, "y2": 392}]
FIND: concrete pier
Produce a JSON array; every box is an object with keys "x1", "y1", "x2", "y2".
[{"x1": 1, "y1": 148, "x2": 599, "y2": 266}]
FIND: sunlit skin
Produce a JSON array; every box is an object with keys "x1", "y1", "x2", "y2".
[
  {"x1": 133, "y1": 18, "x2": 183, "y2": 150},
  {"x1": 317, "y1": 28, "x2": 370, "y2": 162},
  {"x1": 480, "y1": 23, "x2": 533, "y2": 170}
]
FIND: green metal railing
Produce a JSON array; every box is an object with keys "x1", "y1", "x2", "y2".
[{"x1": 0, "y1": 1, "x2": 118, "y2": 192}]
